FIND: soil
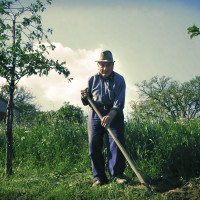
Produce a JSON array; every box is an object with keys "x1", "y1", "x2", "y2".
[
  {"x1": 151, "y1": 177, "x2": 200, "y2": 199},
  {"x1": 165, "y1": 177, "x2": 200, "y2": 200}
]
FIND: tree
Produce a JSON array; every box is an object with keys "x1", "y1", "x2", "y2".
[
  {"x1": 132, "y1": 76, "x2": 200, "y2": 120},
  {"x1": 0, "y1": 84, "x2": 39, "y2": 122},
  {"x1": 181, "y1": 76, "x2": 200, "y2": 118},
  {"x1": 0, "y1": 0, "x2": 70, "y2": 175},
  {"x1": 187, "y1": 25, "x2": 200, "y2": 39}
]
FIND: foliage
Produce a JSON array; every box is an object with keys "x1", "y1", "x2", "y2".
[
  {"x1": 56, "y1": 102, "x2": 85, "y2": 124},
  {"x1": 132, "y1": 76, "x2": 200, "y2": 120},
  {"x1": 0, "y1": 0, "x2": 70, "y2": 83},
  {"x1": 11, "y1": 102, "x2": 88, "y2": 170},
  {"x1": 125, "y1": 117, "x2": 200, "y2": 179},
  {"x1": 1, "y1": 98, "x2": 200, "y2": 198},
  {"x1": 0, "y1": 111, "x2": 199, "y2": 199},
  {"x1": 0, "y1": 84, "x2": 40, "y2": 122},
  {"x1": 187, "y1": 24, "x2": 200, "y2": 39},
  {"x1": 128, "y1": 76, "x2": 200, "y2": 179},
  {"x1": 0, "y1": 0, "x2": 70, "y2": 175}
]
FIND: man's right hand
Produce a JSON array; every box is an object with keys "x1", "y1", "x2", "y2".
[{"x1": 81, "y1": 88, "x2": 88, "y2": 99}]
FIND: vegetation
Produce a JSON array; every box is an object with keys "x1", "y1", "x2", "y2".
[
  {"x1": 125, "y1": 117, "x2": 200, "y2": 180},
  {"x1": 0, "y1": 0, "x2": 70, "y2": 175},
  {"x1": 0, "y1": 76, "x2": 200, "y2": 199},
  {"x1": 0, "y1": 84, "x2": 40, "y2": 122},
  {"x1": 187, "y1": 24, "x2": 200, "y2": 38},
  {"x1": 0, "y1": 1, "x2": 199, "y2": 198},
  {"x1": 132, "y1": 76, "x2": 200, "y2": 120}
]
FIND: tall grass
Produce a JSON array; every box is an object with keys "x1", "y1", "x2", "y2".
[
  {"x1": 1, "y1": 116, "x2": 200, "y2": 178},
  {"x1": 0, "y1": 111, "x2": 89, "y2": 175},
  {"x1": 125, "y1": 118, "x2": 200, "y2": 180}
]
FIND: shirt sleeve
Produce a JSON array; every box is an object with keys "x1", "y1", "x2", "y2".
[
  {"x1": 81, "y1": 76, "x2": 93, "y2": 106},
  {"x1": 111, "y1": 76, "x2": 126, "y2": 113},
  {"x1": 81, "y1": 96, "x2": 89, "y2": 106}
]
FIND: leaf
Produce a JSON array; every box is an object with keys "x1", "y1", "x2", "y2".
[
  {"x1": 187, "y1": 25, "x2": 199, "y2": 32},
  {"x1": 0, "y1": 36, "x2": 6, "y2": 40},
  {"x1": 187, "y1": 24, "x2": 200, "y2": 39},
  {"x1": 46, "y1": 0, "x2": 52, "y2": 5},
  {"x1": 68, "y1": 78, "x2": 73, "y2": 83},
  {"x1": 0, "y1": 4, "x2": 4, "y2": 14},
  {"x1": 22, "y1": 17, "x2": 31, "y2": 26}
]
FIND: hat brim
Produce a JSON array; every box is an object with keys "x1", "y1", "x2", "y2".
[{"x1": 95, "y1": 60, "x2": 115, "y2": 63}]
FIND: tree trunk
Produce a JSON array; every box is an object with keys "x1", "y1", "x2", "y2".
[
  {"x1": 5, "y1": 17, "x2": 16, "y2": 176},
  {"x1": 5, "y1": 81, "x2": 15, "y2": 176}
]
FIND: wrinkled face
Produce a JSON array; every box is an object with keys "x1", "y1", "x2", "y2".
[{"x1": 98, "y1": 62, "x2": 114, "y2": 78}]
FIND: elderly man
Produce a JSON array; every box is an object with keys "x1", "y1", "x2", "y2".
[{"x1": 81, "y1": 50, "x2": 127, "y2": 187}]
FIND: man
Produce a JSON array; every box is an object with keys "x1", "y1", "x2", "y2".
[{"x1": 81, "y1": 50, "x2": 127, "y2": 187}]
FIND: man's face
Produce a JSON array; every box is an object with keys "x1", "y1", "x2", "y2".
[{"x1": 98, "y1": 62, "x2": 114, "y2": 78}]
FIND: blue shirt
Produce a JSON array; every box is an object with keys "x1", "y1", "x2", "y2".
[{"x1": 82, "y1": 71, "x2": 126, "y2": 113}]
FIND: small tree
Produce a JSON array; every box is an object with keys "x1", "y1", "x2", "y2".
[{"x1": 0, "y1": 0, "x2": 70, "y2": 175}]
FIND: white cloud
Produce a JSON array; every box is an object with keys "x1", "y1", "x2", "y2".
[
  {"x1": 17, "y1": 43, "x2": 102, "y2": 111},
  {"x1": 126, "y1": 83, "x2": 139, "y2": 108},
  {"x1": 0, "y1": 78, "x2": 6, "y2": 84}
]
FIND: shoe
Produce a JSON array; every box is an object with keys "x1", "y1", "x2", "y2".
[
  {"x1": 113, "y1": 177, "x2": 127, "y2": 184},
  {"x1": 92, "y1": 180, "x2": 104, "y2": 187}
]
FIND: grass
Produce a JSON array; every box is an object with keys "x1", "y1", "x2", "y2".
[{"x1": 0, "y1": 169, "x2": 166, "y2": 200}]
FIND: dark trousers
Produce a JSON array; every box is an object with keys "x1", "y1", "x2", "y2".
[{"x1": 88, "y1": 109, "x2": 126, "y2": 182}]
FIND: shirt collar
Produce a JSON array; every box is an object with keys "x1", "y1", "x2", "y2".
[{"x1": 98, "y1": 71, "x2": 114, "y2": 80}]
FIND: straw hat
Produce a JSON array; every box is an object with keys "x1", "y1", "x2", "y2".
[{"x1": 95, "y1": 50, "x2": 115, "y2": 63}]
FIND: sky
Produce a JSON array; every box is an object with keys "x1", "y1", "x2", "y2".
[{"x1": 0, "y1": 0, "x2": 200, "y2": 114}]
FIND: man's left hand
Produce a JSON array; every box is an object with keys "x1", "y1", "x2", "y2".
[
  {"x1": 101, "y1": 110, "x2": 117, "y2": 127},
  {"x1": 101, "y1": 115, "x2": 112, "y2": 127}
]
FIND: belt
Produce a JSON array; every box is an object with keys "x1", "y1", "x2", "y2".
[{"x1": 97, "y1": 105, "x2": 112, "y2": 111}]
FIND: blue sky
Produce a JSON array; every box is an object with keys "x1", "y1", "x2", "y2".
[{"x1": 1, "y1": 0, "x2": 200, "y2": 113}]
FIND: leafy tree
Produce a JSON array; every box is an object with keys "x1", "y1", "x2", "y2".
[
  {"x1": 130, "y1": 99, "x2": 169, "y2": 122},
  {"x1": 0, "y1": 84, "x2": 39, "y2": 122},
  {"x1": 187, "y1": 24, "x2": 200, "y2": 38},
  {"x1": 181, "y1": 76, "x2": 200, "y2": 118},
  {"x1": 131, "y1": 76, "x2": 200, "y2": 121},
  {"x1": 0, "y1": 0, "x2": 70, "y2": 175}
]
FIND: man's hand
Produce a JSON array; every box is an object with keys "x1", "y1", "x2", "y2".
[
  {"x1": 81, "y1": 88, "x2": 88, "y2": 99},
  {"x1": 101, "y1": 110, "x2": 117, "y2": 127}
]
